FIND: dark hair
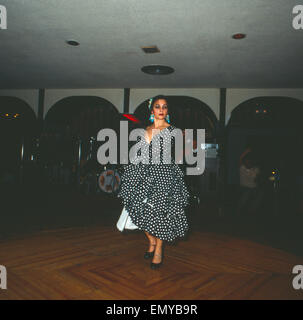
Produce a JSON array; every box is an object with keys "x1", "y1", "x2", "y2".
[
  {"x1": 146, "y1": 94, "x2": 172, "y2": 127},
  {"x1": 149, "y1": 95, "x2": 169, "y2": 111}
]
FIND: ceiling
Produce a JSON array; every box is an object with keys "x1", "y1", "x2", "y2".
[{"x1": 0, "y1": 0, "x2": 302, "y2": 89}]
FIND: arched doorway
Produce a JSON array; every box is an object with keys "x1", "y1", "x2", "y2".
[
  {"x1": 226, "y1": 96, "x2": 303, "y2": 216},
  {"x1": 43, "y1": 96, "x2": 120, "y2": 185},
  {"x1": 0, "y1": 96, "x2": 37, "y2": 185},
  {"x1": 45, "y1": 96, "x2": 120, "y2": 138}
]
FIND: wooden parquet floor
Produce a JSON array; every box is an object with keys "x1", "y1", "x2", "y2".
[{"x1": 0, "y1": 225, "x2": 302, "y2": 300}]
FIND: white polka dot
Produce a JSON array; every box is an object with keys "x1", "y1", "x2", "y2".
[{"x1": 117, "y1": 125, "x2": 190, "y2": 242}]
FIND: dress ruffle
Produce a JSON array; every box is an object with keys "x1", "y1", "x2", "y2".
[{"x1": 117, "y1": 125, "x2": 190, "y2": 242}]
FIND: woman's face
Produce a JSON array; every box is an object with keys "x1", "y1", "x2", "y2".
[{"x1": 151, "y1": 99, "x2": 168, "y2": 120}]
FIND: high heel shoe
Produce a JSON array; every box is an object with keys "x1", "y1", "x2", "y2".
[
  {"x1": 144, "y1": 244, "x2": 156, "y2": 259},
  {"x1": 150, "y1": 253, "x2": 163, "y2": 269}
]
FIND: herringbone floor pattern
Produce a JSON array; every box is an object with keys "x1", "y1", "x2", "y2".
[{"x1": 0, "y1": 226, "x2": 302, "y2": 300}]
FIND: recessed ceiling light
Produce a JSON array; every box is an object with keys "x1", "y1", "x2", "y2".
[
  {"x1": 66, "y1": 39, "x2": 80, "y2": 46},
  {"x1": 141, "y1": 65, "x2": 174, "y2": 75},
  {"x1": 232, "y1": 33, "x2": 246, "y2": 39}
]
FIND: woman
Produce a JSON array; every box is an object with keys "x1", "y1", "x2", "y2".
[{"x1": 117, "y1": 95, "x2": 190, "y2": 269}]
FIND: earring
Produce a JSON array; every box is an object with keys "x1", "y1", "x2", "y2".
[
  {"x1": 165, "y1": 114, "x2": 170, "y2": 123},
  {"x1": 149, "y1": 114, "x2": 154, "y2": 123}
]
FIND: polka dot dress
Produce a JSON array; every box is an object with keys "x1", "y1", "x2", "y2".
[{"x1": 117, "y1": 125, "x2": 190, "y2": 242}]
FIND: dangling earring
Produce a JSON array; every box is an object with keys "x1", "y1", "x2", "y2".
[
  {"x1": 149, "y1": 113, "x2": 154, "y2": 123},
  {"x1": 165, "y1": 114, "x2": 170, "y2": 123}
]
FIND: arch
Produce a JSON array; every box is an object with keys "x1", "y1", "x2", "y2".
[
  {"x1": 0, "y1": 96, "x2": 37, "y2": 126},
  {"x1": 42, "y1": 96, "x2": 121, "y2": 169},
  {"x1": 134, "y1": 95, "x2": 218, "y2": 142},
  {"x1": 227, "y1": 96, "x2": 303, "y2": 129},
  {"x1": 225, "y1": 96, "x2": 303, "y2": 186},
  {"x1": 45, "y1": 96, "x2": 120, "y2": 138},
  {"x1": 0, "y1": 96, "x2": 37, "y2": 174}
]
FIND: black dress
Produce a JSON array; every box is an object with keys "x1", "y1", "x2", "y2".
[{"x1": 117, "y1": 125, "x2": 190, "y2": 242}]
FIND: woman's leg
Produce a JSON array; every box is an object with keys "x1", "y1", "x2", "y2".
[
  {"x1": 144, "y1": 231, "x2": 157, "y2": 252},
  {"x1": 152, "y1": 237, "x2": 163, "y2": 263}
]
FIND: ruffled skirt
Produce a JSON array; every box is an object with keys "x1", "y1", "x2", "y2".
[{"x1": 117, "y1": 163, "x2": 190, "y2": 242}]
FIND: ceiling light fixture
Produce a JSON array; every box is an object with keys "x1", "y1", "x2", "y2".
[
  {"x1": 141, "y1": 65, "x2": 174, "y2": 75},
  {"x1": 232, "y1": 33, "x2": 246, "y2": 39},
  {"x1": 66, "y1": 39, "x2": 80, "y2": 46}
]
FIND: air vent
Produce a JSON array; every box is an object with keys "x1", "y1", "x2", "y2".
[{"x1": 141, "y1": 46, "x2": 160, "y2": 53}]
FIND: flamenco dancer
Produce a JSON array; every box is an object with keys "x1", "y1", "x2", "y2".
[{"x1": 117, "y1": 95, "x2": 190, "y2": 269}]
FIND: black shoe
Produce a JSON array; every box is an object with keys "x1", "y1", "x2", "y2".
[
  {"x1": 144, "y1": 244, "x2": 156, "y2": 259},
  {"x1": 144, "y1": 251, "x2": 154, "y2": 259},
  {"x1": 150, "y1": 253, "x2": 163, "y2": 269}
]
